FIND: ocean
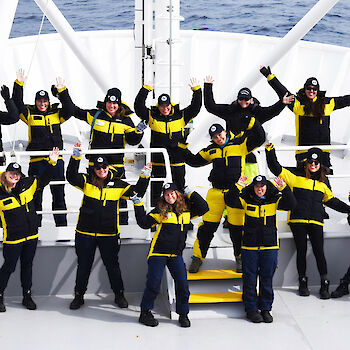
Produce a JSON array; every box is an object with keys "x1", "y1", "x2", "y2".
[{"x1": 10, "y1": 0, "x2": 350, "y2": 48}]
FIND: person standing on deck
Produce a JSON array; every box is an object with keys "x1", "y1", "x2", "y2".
[{"x1": 134, "y1": 78, "x2": 202, "y2": 207}]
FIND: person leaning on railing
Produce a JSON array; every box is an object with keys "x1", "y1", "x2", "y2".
[
  {"x1": 132, "y1": 183, "x2": 208, "y2": 328},
  {"x1": 0, "y1": 147, "x2": 60, "y2": 313},
  {"x1": 66, "y1": 142, "x2": 152, "y2": 311},
  {"x1": 260, "y1": 65, "x2": 350, "y2": 172},
  {"x1": 0, "y1": 85, "x2": 20, "y2": 166},
  {"x1": 134, "y1": 78, "x2": 202, "y2": 207},
  {"x1": 13, "y1": 69, "x2": 75, "y2": 228},
  {"x1": 71, "y1": 87, "x2": 146, "y2": 225},
  {"x1": 265, "y1": 143, "x2": 350, "y2": 300}
]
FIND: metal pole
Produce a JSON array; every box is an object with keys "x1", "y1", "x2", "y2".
[{"x1": 169, "y1": 0, "x2": 173, "y2": 98}]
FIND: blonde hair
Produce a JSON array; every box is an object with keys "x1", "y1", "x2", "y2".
[
  {"x1": 0, "y1": 172, "x2": 14, "y2": 193},
  {"x1": 157, "y1": 190, "x2": 189, "y2": 219}
]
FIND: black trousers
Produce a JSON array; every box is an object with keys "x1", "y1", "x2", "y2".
[
  {"x1": 29, "y1": 159, "x2": 67, "y2": 226},
  {"x1": 290, "y1": 223, "x2": 327, "y2": 277},
  {"x1": 0, "y1": 238, "x2": 38, "y2": 294},
  {"x1": 74, "y1": 233, "x2": 124, "y2": 294}
]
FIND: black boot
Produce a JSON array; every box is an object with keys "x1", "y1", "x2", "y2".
[
  {"x1": 331, "y1": 280, "x2": 349, "y2": 298},
  {"x1": 114, "y1": 291, "x2": 128, "y2": 308},
  {"x1": 22, "y1": 290, "x2": 37, "y2": 310},
  {"x1": 298, "y1": 276, "x2": 310, "y2": 296},
  {"x1": 320, "y1": 279, "x2": 331, "y2": 299},
  {"x1": 261, "y1": 310, "x2": 273, "y2": 323},
  {"x1": 69, "y1": 293, "x2": 84, "y2": 310},
  {"x1": 188, "y1": 257, "x2": 202, "y2": 273},
  {"x1": 246, "y1": 311, "x2": 263, "y2": 323},
  {"x1": 0, "y1": 294, "x2": 6, "y2": 312},
  {"x1": 178, "y1": 314, "x2": 191, "y2": 328},
  {"x1": 139, "y1": 310, "x2": 159, "y2": 327}
]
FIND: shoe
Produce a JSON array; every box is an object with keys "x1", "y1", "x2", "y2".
[
  {"x1": 261, "y1": 310, "x2": 273, "y2": 323},
  {"x1": 114, "y1": 291, "x2": 128, "y2": 308},
  {"x1": 69, "y1": 293, "x2": 84, "y2": 310},
  {"x1": 235, "y1": 255, "x2": 242, "y2": 273},
  {"x1": 22, "y1": 290, "x2": 37, "y2": 310},
  {"x1": 0, "y1": 294, "x2": 6, "y2": 312},
  {"x1": 188, "y1": 257, "x2": 202, "y2": 273},
  {"x1": 178, "y1": 314, "x2": 191, "y2": 328},
  {"x1": 246, "y1": 311, "x2": 263, "y2": 323},
  {"x1": 320, "y1": 279, "x2": 331, "y2": 299},
  {"x1": 298, "y1": 276, "x2": 310, "y2": 296},
  {"x1": 222, "y1": 217, "x2": 229, "y2": 229},
  {"x1": 331, "y1": 281, "x2": 349, "y2": 298},
  {"x1": 139, "y1": 310, "x2": 159, "y2": 327}
]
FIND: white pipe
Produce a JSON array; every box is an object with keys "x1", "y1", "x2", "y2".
[{"x1": 33, "y1": 0, "x2": 108, "y2": 92}]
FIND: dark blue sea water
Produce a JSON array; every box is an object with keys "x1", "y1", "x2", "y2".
[{"x1": 10, "y1": 0, "x2": 350, "y2": 48}]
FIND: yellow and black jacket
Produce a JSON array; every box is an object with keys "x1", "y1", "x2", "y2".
[
  {"x1": 178, "y1": 118, "x2": 265, "y2": 189},
  {"x1": 265, "y1": 74, "x2": 350, "y2": 155},
  {"x1": 66, "y1": 155, "x2": 150, "y2": 236},
  {"x1": 0, "y1": 163, "x2": 56, "y2": 244},
  {"x1": 228, "y1": 181, "x2": 296, "y2": 250},
  {"x1": 266, "y1": 145, "x2": 350, "y2": 226},
  {"x1": 13, "y1": 80, "x2": 74, "y2": 161},
  {"x1": 134, "y1": 191, "x2": 208, "y2": 258},
  {"x1": 134, "y1": 85, "x2": 202, "y2": 165},
  {"x1": 73, "y1": 101, "x2": 142, "y2": 166}
]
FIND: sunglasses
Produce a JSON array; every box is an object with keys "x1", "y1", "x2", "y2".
[
  {"x1": 307, "y1": 160, "x2": 320, "y2": 165},
  {"x1": 94, "y1": 164, "x2": 108, "y2": 170},
  {"x1": 306, "y1": 86, "x2": 318, "y2": 92},
  {"x1": 238, "y1": 97, "x2": 251, "y2": 101}
]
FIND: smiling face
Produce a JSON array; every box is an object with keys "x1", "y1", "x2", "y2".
[
  {"x1": 211, "y1": 130, "x2": 227, "y2": 146},
  {"x1": 306, "y1": 160, "x2": 320, "y2": 173},
  {"x1": 106, "y1": 101, "x2": 119, "y2": 116},
  {"x1": 164, "y1": 189, "x2": 177, "y2": 205},
  {"x1": 305, "y1": 85, "x2": 318, "y2": 100},
  {"x1": 158, "y1": 104, "x2": 172, "y2": 116},
  {"x1": 35, "y1": 98, "x2": 49, "y2": 112},
  {"x1": 5, "y1": 171, "x2": 21, "y2": 188},
  {"x1": 254, "y1": 184, "x2": 267, "y2": 197},
  {"x1": 93, "y1": 164, "x2": 109, "y2": 179},
  {"x1": 237, "y1": 98, "x2": 252, "y2": 109}
]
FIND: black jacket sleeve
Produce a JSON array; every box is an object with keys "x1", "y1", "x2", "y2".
[
  {"x1": 122, "y1": 173, "x2": 150, "y2": 199},
  {"x1": 181, "y1": 87, "x2": 202, "y2": 125},
  {"x1": 66, "y1": 156, "x2": 86, "y2": 190},
  {"x1": 324, "y1": 197, "x2": 350, "y2": 213},
  {"x1": 0, "y1": 99, "x2": 19, "y2": 125},
  {"x1": 134, "y1": 86, "x2": 151, "y2": 122},
  {"x1": 188, "y1": 191, "x2": 209, "y2": 219},
  {"x1": 35, "y1": 161, "x2": 57, "y2": 191},
  {"x1": 333, "y1": 95, "x2": 350, "y2": 110},
  {"x1": 177, "y1": 144, "x2": 210, "y2": 167},
  {"x1": 245, "y1": 118, "x2": 266, "y2": 153},
  {"x1": 277, "y1": 185, "x2": 297, "y2": 211},
  {"x1": 123, "y1": 116, "x2": 143, "y2": 146},
  {"x1": 266, "y1": 75, "x2": 295, "y2": 112},
  {"x1": 134, "y1": 205, "x2": 158, "y2": 229},
  {"x1": 254, "y1": 100, "x2": 286, "y2": 124},
  {"x1": 204, "y1": 83, "x2": 231, "y2": 119},
  {"x1": 265, "y1": 145, "x2": 283, "y2": 176},
  {"x1": 12, "y1": 81, "x2": 28, "y2": 117},
  {"x1": 57, "y1": 88, "x2": 75, "y2": 122}
]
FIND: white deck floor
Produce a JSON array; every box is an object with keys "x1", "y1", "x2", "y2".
[{"x1": 1, "y1": 288, "x2": 350, "y2": 350}]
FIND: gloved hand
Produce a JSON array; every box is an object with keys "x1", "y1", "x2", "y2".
[
  {"x1": 0, "y1": 85, "x2": 10, "y2": 101},
  {"x1": 130, "y1": 194, "x2": 142, "y2": 205},
  {"x1": 260, "y1": 66, "x2": 272, "y2": 78},
  {"x1": 51, "y1": 85, "x2": 59, "y2": 98},
  {"x1": 183, "y1": 186, "x2": 194, "y2": 196},
  {"x1": 73, "y1": 145, "x2": 82, "y2": 157},
  {"x1": 136, "y1": 120, "x2": 148, "y2": 133},
  {"x1": 141, "y1": 163, "x2": 152, "y2": 177},
  {"x1": 265, "y1": 143, "x2": 275, "y2": 151}
]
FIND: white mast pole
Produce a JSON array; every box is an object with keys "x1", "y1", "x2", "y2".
[{"x1": 33, "y1": 0, "x2": 108, "y2": 92}]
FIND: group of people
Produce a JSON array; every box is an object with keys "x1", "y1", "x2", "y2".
[{"x1": 0, "y1": 65, "x2": 349, "y2": 327}]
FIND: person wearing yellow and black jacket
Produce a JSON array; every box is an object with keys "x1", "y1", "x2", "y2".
[
  {"x1": 134, "y1": 79, "x2": 202, "y2": 206},
  {"x1": 0, "y1": 148, "x2": 59, "y2": 313},
  {"x1": 13, "y1": 69, "x2": 75, "y2": 227},
  {"x1": 227, "y1": 175, "x2": 296, "y2": 323},
  {"x1": 177, "y1": 120, "x2": 265, "y2": 273},
  {"x1": 132, "y1": 183, "x2": 208, "y2": 327},
  {"x1": 260, "y1": 65, "x2": 350, "y2": 171},
  {"x1": 66, "y1": 142, "x2": 151, "y2": 311},
  {"x1": 265, "y1": 143, "x2": 350, "y2": 299},
  {"x1": 73, "y1": 87, "x2": 146, "y2": 225},
  {"x1": 0, "y1": 85, "x2": 20, "y2": 166}
]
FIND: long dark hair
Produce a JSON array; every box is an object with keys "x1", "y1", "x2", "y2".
[
  {"x1": 157, "y1": 190, "x2": 189, "y2": 219},
  {"x1": 90, "y1": 170, "x2": 108, "y2": 189},
  {"x1": 298, "y1": 88, "x2": 326, "y2": 120},
  {"x1": 304, "y1": 163, "x2": 327, "y2": 183}
]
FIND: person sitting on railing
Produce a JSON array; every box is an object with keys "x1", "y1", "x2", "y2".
[
  {"x1": 0, "y1": 85, "x2": 20, "y2": 166},
  {"x1": 177, "y1": 120, "x2": 265, "y2": 274},
  {"x1": 331, "y1": 192, "x2": 350, "y2": 299},
  {"x1": 260, "y1": 65, "x2": 350, "y2": 172},
  {"x1": 72, "y1": 87, "x2": 146, "y2": 226},
  {"x1": 226, "y1": 175, "x2": 296, "y2": 323},
  {"x1": 13, "y1": 69, "x2": 75, "y2": 227},
  {"x1": 134, "y1": 79, "x2": 202, "y2": 207},
  {"x1": 265, "y1": 143, "x2": 350, "y2": 299},
  {"x1": 0, "y1": 147, "x2": 60, "y2": 313},
  {"x1": 132, "y1": 183, "x2": 208, "y2": 328},
  {"x1": 66, "y1": 142, "x2": 152, "y2": 311}
]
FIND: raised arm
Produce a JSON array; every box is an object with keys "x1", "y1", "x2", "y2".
[
  {"x1": 122, "y1": 163, "x2": 152, "y2": 199},
  {"x1": 123, "y1": 115, "x2": 144, "y2": 146},
  {"x1": 12, "y1": 69, "x2": 28, "y2": 118},
  {"x1": 66, "y1": 143, "x2": 86, "y2": 190},
  {"x1": 183, "y1": 188, "x2": 209, "y2": 219},
  {"x1": 0, "y1": 85, "x2": 19, "y2": 124},
  {"x1": 274, "y1": 177, "x2": 297, "y2": 211},
  {"x1": 134, "y1": 85, "x2": 152, "y2": 122},
  {"x1": 181, "y1": 78, "x2": 202, "y2": 124},
  {"x1": 133, "y1": 204, "x2": 159, "y2": 230},
  {"x1": 52, "y1": 77, "x2": 75, "y2": 122},
  {"x1": 265, "y1": 143, "x2": 283, "y2": 176},
  {"x1": 35, "y1": 147, "x2": 59, "y2": 190},
  {"x1": 245, "y1": 117, "x2": 266, "y2": 153}
]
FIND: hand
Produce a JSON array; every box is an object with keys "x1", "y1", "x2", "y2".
[
  {"x1": 265, "y1": 142, "x2": 274, "y2": 151},
  {"x1": 16, "y1": 68, "x2": 27, "y2": 83},
  {"x1": 0, "y1": 85, "x2": 10, "y2": 101},
  {"x1": 260, "y1": 65, "x2": 271, "y2": 78},
  {"x1": 204, "y1": 75, "x2": 214, "y2": 84},
  {"x1": 189, "y1": 77, "x2": 200, "y2": 88},
  {"x1": 183, "y1": 186, "x2": 194, "y2": 196},
  {"x1": 55, "y1": 76, "x2": 65, "y2": 90},
  {"x1": 237, "y1": 176, "x2": 248, "y2": 187},
  {"x1": 282, "y1": 92, "x2": 294, "y2": 105},
  {"x1": 141, "y1": 162, "x2": 152, "y2": 177},
  {"x1": 144, "y1": 81, "x2": 154, "y2": 89},
  {"x1": 73, "y1": 142, "x2": 82, "y2": 157},
  {"x1": 136, "y1": 120, "x2": 148, "y2": 133},
  {"x1": 130, "y1": 193, "x2": 142, "y2": 205},
  {"x1": 49, "y1": 147, "x2": 60, "y2": 163},
  {"x1": 274, "y1": 176, "x2": 285, "y2": 190}
]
